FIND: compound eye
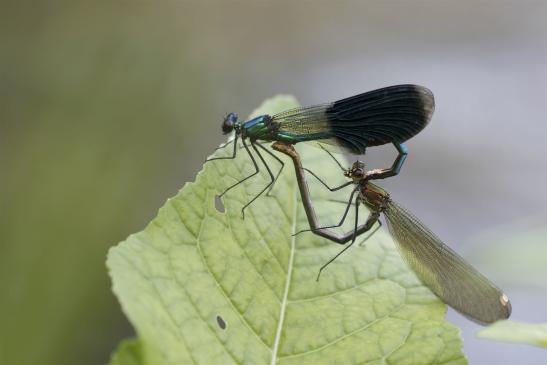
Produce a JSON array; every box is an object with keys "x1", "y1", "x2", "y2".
[
  {"x1": 222, "y1": 113, "x2": 238, "y2": 134},
  {"x1": 353, "y1": 168, "x2": 364, "y2": 178}
]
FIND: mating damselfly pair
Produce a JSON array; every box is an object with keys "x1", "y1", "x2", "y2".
[{"x1": 206, "y1": 84, "x2": 511, "y2": 325}]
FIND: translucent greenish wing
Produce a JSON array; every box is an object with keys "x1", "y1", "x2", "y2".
[
  {"x1": 270, "y1": 103, "x2": 353, "y2": 153},
  {"x1": 383, "y1": 199, "x2": 511, "y2": 324},
  {"x1": 271, "y1": 84, "x2": 435, "y2": 154},
  {"x1": 272, "y1": 103, "x2": 333, "y2": 136}
]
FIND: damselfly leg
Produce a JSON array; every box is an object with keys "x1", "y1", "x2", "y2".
[
  {"x1": 254, "y1": 143, "x2": 285, "y2": 196},
  {"x1": 213, "y1": 139, "x2": 234, "y2": 151},
  {"x1": 205, "y1": 134, "x2": 239, "y2": 162},
  {"x1": 317, "y1": 212, "x2": 381, "y2": 281},
  {"x1": 208, "y1": 136, "x2": 284, "y2": 218},
  {"x1": 238, "y1": 141, "x2": 277, "y2": 218},
  {"x1": 300, "y1": 142, "x2": 407, "y2": 232},
  {"x1": 271, "y1": 141, "x2": 374, "y2": 244},
  {"x1": 293, "y1": 186, "x2": 358, "y2": 236},
  {"x1": 300, "y1": 144, "x2": 350, "y2": 191},
  {"x1": 218, "y1": 138, "x2": 259, "y2": 199},
  {"x1": 316, "y1": 198, "x2": 359, "y2": 281}
]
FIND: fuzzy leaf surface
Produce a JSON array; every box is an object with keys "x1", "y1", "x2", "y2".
[{"x1": 107, "y1": 95, "x2": 465, "y2": 365}]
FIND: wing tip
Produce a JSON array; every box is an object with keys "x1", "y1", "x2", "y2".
[
  {"x1": 462, "y1": 292, "x2": 512, "y2": 325},
  {"x1": 500, "y1": 292, "x2": 512, "y2": 318},
  {"x1": 411, "y1": 84, "x2": 436, "y2": 122}
]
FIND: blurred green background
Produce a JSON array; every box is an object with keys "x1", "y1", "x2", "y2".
[{"x1": 1, "y1": 1, "x2": 545, "y2": 364}]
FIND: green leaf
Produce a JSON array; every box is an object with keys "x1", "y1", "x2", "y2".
[
  {"x1": 476, "y1": 320, "x2": 547, "y2": 348},
  {"x1": 109, "y1": 339, "x2": 145, "y2": 365},
  {"x1": 107, "y1": 95, "x2": 466, "y2": 365}
]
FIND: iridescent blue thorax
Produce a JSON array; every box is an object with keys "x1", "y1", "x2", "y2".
[{"x1": 240, "y1": 115, "x2": 281, "y2": 141}]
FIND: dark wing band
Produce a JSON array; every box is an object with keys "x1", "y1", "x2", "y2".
[{"x1": 272, "y1": 85, "x2": 434, "y2": 154}]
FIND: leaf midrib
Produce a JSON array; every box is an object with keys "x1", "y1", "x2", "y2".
[{"x1": 270, "y1": 180, "x2": 299, "y2": 364}]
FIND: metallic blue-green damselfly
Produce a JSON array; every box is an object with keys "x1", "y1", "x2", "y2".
[{"x1": 207, "y1": 84, "x2": 434, "y2": 217}]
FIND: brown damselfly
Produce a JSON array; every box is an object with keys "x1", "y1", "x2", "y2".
[{"x1": 272, "y1": 142, "x2": 511, "y2": 325}]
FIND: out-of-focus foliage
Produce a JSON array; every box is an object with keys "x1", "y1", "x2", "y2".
[
  {"x1": 465, "y1": 223, "x2": 547, "y2": 290},
  {"x1": 107, "y1": 96, "x2": 465, "y2": 365},
  {"x1": 0, "y1": 2, "x2": 210, "y2": 365},
  {"x1": 110, "y1": 339, "x2": 144, "y2": 365},
  {"x1": 477, "y1": 320, "x2": 547, "y2": 348}
]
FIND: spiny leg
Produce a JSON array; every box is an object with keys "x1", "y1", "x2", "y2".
[
  {"x1": 239, "y1": 141, "x2": 276, "y2": 219},
  {"x1": 316, "y1": 197, "x2": 360, "y2": 281},
  {"x1": 303, "y1": 167, "x2": 353, "y2": 192},
  {"x1": 271, "y1": 141, "x2": 377, "y2": 245},
  {"x1": 327, "y1": 198, "x2": 352, "y2": 204},
  {"x1": 316, "y1": 206, "x2": 382, "y2": 281},
  {"x1": 237, "y1": 140, "x2": 269, "y2": 150},
  {"x1": 317, "y1": 143, "x2": 347, "y2": 171},
  {"x1": 206, "y1": 134, "x2": 239, "y2": 162},
  {"x1": 254, "y1": 142, "x2": 284, "y2": 196},
  {"x1": 294, "y1": 186, "x2": 359, "y2": 236},
  {"x1": 298, "y1": 144, "x2": 351, "y2": 191},
  {"x1": 214, "y1": 139, "x2": 234, "y2": 151},
  {"x1": 350, "y1": 198, "x2": 360, "y2": 242},
  {"x1": 322, "y1": 199, "x2": 383, "y2": 240},
  {"x1": 219, "y1": 138, "x2": 260, "y2": 199},
  {"x1": 357, "y1": 221, "x2": 382, "y2": 248}
]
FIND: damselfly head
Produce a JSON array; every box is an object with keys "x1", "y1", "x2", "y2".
[
  {"x1": 222, "y1": 112, "x2": 238, "y2": 134},
  {"x1": 344, "y1": 161, "x2": 365, "y2": 180}
]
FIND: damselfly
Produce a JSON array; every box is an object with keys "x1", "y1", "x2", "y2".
[
  {"x1": 272, "y1": 142, "x2": 511, "y2": 325},
  {"x1": 207, "y1": 85, "x2": 434, "y2": 217}
]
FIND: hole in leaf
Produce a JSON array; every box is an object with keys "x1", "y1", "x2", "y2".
[
  {"x1": 214, "y1": 195, "x2": 225, "y2": 213},
  {"x1": 216, "y1": 315, "x2": 227, "y2": 330}
]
